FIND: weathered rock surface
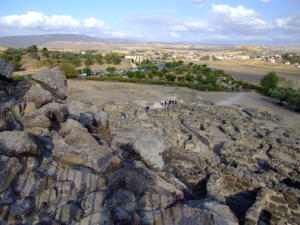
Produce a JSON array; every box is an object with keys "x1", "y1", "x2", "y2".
[
  {"x1": 0, "y1": 156, "x2": 22, "y2": 193},
  {"x1": 23, "y1": 85, "x2": 53, "y2": 107},
  {"x1": 32, "y1": 69, "x2": 67, "y2": 99},
  {"x1": 0, "y1": 131, "x2": 40, "y2": 157},
  {"x1": 1, "y1": 68, "x2": 299, "y2": 225},
  {"x1": 112, "y1": 129, "x2": 169, "y2": 171},
  {"x1": 41, "y1": 102, "x2": 69, "y2": 123}
]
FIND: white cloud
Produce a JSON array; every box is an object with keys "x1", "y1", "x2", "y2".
[
  {"x1": 275, "y1": 14, "x2": 300, "y2": 33},
  {"x1": 260, "y1": 0, "x2": 271, "y2": 3},
  {"x1": 211, "y1": 4, "x2": 268, "y2": 34},
  {"x1": 0, "y1": 11, "x2": 110, "y2": 32},
  {"x1": 170, "y1": 32, "x2": 180, "y2": 38}
]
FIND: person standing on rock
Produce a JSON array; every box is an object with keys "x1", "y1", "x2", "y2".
[
  {"x1": 121, "y1": 112, "x2": 126, "y2": 120},
  {"x1": 145, "y1": 106, "x2": 150, "y2": 115}
]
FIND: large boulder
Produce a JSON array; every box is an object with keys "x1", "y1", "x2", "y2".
[
  {"x1": 0, "y1": 156, "x2": 23, "y2": 193},
  {"x1": 0, "y1": 131, "x2": 40, "y2": 157},
  {"x1": 40, "y1": 102, "x2": 69, "y2": 123},
  {"x1": 22, "y1": 111, "x2": 51, "y2": 128},
  {"x1": 53, "y1": 144, "x2": 121, "y2": 174},
  {"x1": 0, "y1": 58, "x2": 14, "y2": 81},
  {"x1": 108, "y1": 161, "x2": 184, "y2": 205},
  {"x1": 32, "y1": 69, "x2": 67, "y2": 99},
  {"x1": 112, "y1": 129, "x2": 169, "y2": 171},
  {"x1": 105, "y1": 189, "x2": 136, "y2": 212},
  {"x1": 23, "y1": 85, "x2": 53, "y2": 107}
]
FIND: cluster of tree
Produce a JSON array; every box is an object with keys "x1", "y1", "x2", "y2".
[
  {"x1": 282, "y1": 53, "x2": 300, "y2": 64},
  {"x1": 260, "y1": 72, "x2": 300, "y2": 110},
  {"x1": 0, "y1": 47, "x2": 24, "y2": 71}
]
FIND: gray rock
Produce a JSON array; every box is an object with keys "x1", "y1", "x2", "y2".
[
  {"x1": 0, "y1": 187, "x2": 17, "y2": 206},
  {"x1": 53, "y1": 144, "x2": 121, "y2": 174},
  {"x1": 56, "y1": 167, "x2": 106, "y2": 193},
  {"x1": 95, "y1": 110, "x2": 109, "y2": 128},
  {"x1": 41, "y1": 102, "x2": 69, "y2": 123},
  {"x1": 55, "y1": 203, "x2": 83, "y2": 224},
  {"x1": 0, "y1": 155, "x2": 23, "y2": 193},
  {"x1": 137, "y1": 192, "x2": 175, "y2": 210},
  {"x1": 112, "y1": 207, "x2": 134, "y2": 225},
  {"x1": 32, "y1": 69, "x2": 67, "y2": 99},
  {"x1": 0, "y1": 131, "x2": 40, "y2": 157},
  {"x1": 105, "y1": 189, "x2": 136, "y2": 212},
  {"x1": 13, "y1": 171, "x2": 56, "y2": 198},
  {"x1": 79, "y1": 112, "x2": 94, "y2": 132},
  {"x1": 23, "y1": 85, "x2": 53, "y2": 107},
  {"x1": 142, "y1": 200, "x2": 238, "y2": 225},
  {"x1": 74, "y1": 211, "x2": 113, "y2": 225},
  {"x1": 55, "y1": 180, "x2": 77, "y2": 202},
  {"x1": 108, "y1": 161, "x2": 184, "y2": 202},
  {"x1": 0, "y1": 58, "x2": 14, "y2": 80},
  {"x1": 112, "y1": 129, "x2": 169, "y2": 171},
  {"x1": 22, "y1": 111, "x2": 51, "y2": 128},
  {"x1": 81, "y1": 190, "x2": 108, "y2": 216},
  {"x1": 35, "y1": 188, "x2": 57, "y2": 211},
  {"x1": 8, "y1": 197, "x2": 34, "y2": 219}
]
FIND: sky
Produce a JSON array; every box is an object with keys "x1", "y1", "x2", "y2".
[{"x1": 0, "y1": 0, "x2": 299, "y2": 45}]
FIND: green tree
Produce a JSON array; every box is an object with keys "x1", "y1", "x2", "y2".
[
  {"x1": 26, "y1": 45, "x2": 38, "y2": 53},
  {"x1": 82, "y1": 67, "x2": 91, "y2": 73},
  {"x1": 95, "y1": 53, "x2": 104, "y2": 64},
  {"x1": 185, "y1": 73, "x2": 194, "y2": 83},
  {"x1": 261, "y1": 72, "x2": 279, "y2": 91},
  {"x1": 85, "y1": 57, "x2": 94, "y2": 67},
  {"x1": 127, "y1": 71, "x2": 134, "y2": 78},
  {"x1": 166, "y1": 74, "x2": 176, "y2": 82},
  {"x1": 58, "y1": 63, "x2": 77, "y2": 79},
  {"x1": 106, "y1": 66, "x2": 116, "y2": 73}
]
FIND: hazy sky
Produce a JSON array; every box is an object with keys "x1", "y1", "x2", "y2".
[{"x1": 0, "y1": 0, "x2": 299, "y2": 45}]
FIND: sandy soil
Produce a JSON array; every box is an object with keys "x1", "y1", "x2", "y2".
[{"x1": 68, "y1": 80, "x2": 300, "y2": 130}]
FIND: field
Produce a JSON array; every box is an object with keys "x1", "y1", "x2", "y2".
[{"x1": 202, "y1": 60, "x2": 300, "y2": 88}]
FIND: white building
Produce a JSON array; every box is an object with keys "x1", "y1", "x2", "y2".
[{"x1": 125, "y1": 55, "x2": 144, "y2": 63}]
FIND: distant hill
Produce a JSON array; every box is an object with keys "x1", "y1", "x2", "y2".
[{"x1": 0, "y1": 34, "x2": 103, "y2": 47}]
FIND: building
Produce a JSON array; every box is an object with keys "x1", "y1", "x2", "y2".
[{"x1": 125, "y1": 55, "x2": 144, "y2": 63}]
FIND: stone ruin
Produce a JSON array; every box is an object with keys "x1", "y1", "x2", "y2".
[{"x1": 0, "y1": 68, "x2": 299, "y2": 225}]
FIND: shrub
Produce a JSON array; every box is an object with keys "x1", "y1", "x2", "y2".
[
  {"x1": 58, "y1": 63, "x2": 77, "y2": 79},
  {"x1": 260, "y1": 72, "x2": 279, "y2": 92}
]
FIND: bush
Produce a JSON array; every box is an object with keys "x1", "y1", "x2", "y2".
[
  {"x1": 185, "y1": 73, "x2": 194, "y2": 82},
  {"x1": 106, "y1": 66, "x2": 116, "y2": 73},
  {"x1": 58, "y1": 63, "x2": 77, "y2": 79},
  {"x1": 83, "y1": 67, "x2": 91, "y2": 73},
  {"x1": 85, "y1": 57, "x2": 94, "y2": 67},
  {"x1": 261, "y1": 72, "x2": 279, "y2": 92},
  {"x1": 166, "y1": 74, "x2": 176, "y2": 82},
  {"x1": 26, "y1": 45, "x2": 38, "y2": 53}
]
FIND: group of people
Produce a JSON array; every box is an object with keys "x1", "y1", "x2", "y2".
[{"x1": 161, "y1": 99, "x2": 177, "y2": 107}]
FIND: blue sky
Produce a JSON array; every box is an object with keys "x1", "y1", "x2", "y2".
[{"x1": 0, "y1": 0, "x2": 299, "y2": 45}]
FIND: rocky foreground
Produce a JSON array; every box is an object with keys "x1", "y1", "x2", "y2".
[{"x1": 0, "y1": 69, "x2": 299, "y2": 225}]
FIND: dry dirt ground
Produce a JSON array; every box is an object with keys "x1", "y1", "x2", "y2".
[
  {"x1": 201, "y1": 60, "x2": 300, "y2": 88},
  {"x1": 68, "y1": 80, "x2": 300, "y2": 130}
]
